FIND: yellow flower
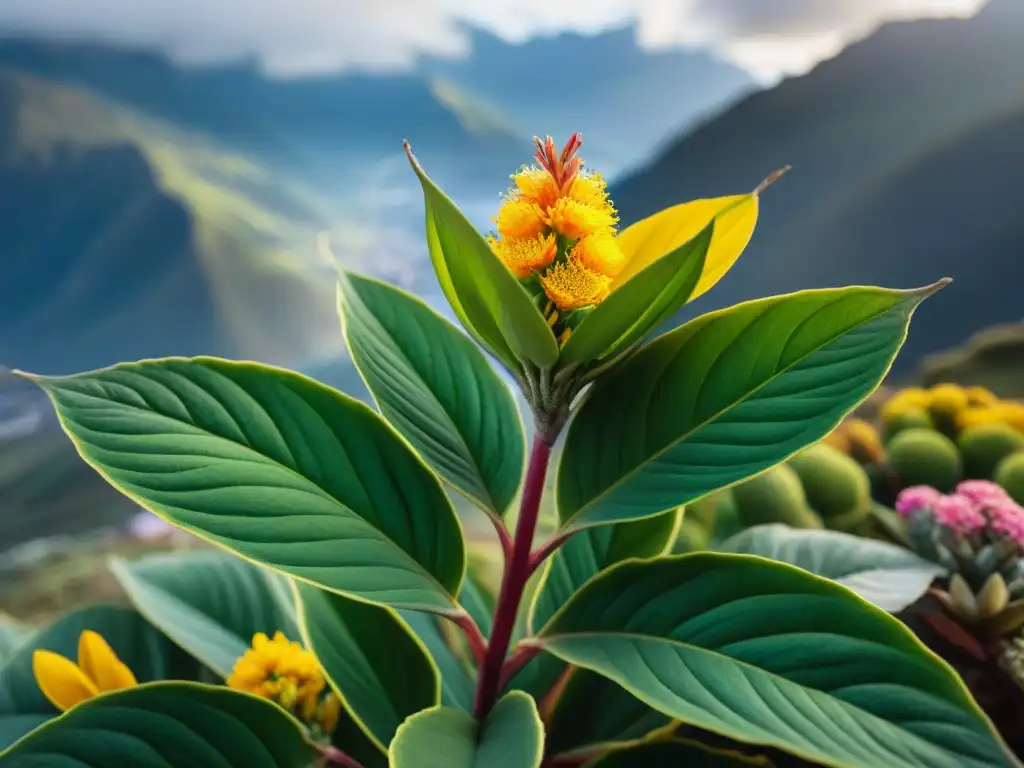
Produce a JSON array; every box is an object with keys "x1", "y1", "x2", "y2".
[
  {"x1": 966, "y1": 386, "x2": 999, "y2": 407},
  {"x1": 540, "y1": 257, "x2": 612, "y2": 311},
  {"x1": 489, "y1": 133, "x2": 768, "y2": 321},
  {"x1": 489, "y1": 233, "x2": 557, "y2": 279},
  {"x1": 512, "y1": 166, "x2": 560, "y2": 210},
  {"x1": 33, "y1": 630, "x2": 137, "y2": 711},
  {"x1": 995, "y1": 401, "x2": 1024, "y2": 432},
  {"x1": 567, "y1": 172, "x2": 611, "y2": 209},
  {"x1": 495, "y1": 198, "x2": 547, "y2": 240},
  {"x1": 958, "y1": 405, "x2": 1002, "y2": 430},
  {"x1": 572, "y1": 231, "x2": 626, "y2": 279},
  {"x1": 928, "y1": 383, "x2": 968, "y2": 415},
  {"x1": 881, "y1": 387, "x2": 932, "y2": 422},
  {"x1": 228, "y1": 632, "x2": 340, "y2": 738}
]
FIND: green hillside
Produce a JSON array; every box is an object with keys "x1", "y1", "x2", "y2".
[
  {"x1": 0, "y1": 69, "x2": 352, "y2": 375},
  {"x1": 611, "y1": 0, "x2": 1023, "y2": 371}
]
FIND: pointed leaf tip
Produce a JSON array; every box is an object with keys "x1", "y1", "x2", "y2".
[{"x1": 753, "y1": 166, "x2": 792, "y2": 195}]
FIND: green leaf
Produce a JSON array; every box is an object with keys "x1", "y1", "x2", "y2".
[
  {"x1": 400, "y1": 611, "x2": 475, "y2": 712},
  {"x1": 718, "y1": 524, "x2": 944, "y2": 612},
  {"x1": 558, "y1": 283, "x2": 947, "y2": 531},
  {"x1": 406, "y1": 143, "x2": 559, "y2": 370},
  {"x1": 25, "y1": 357, "x2": 466, "y2": 615},
  {"x1": 110, "y1": 550, "x2": 298, "y2": 678},
  {"x1": 0, "y1": 717, "x2": 48, "y2": 751},
  {"x1": 0, "y1": 605, "x2": 198, "y2": 748},
  {"x1": 0, "y1": 616, "x2": 32, "y2": 666},
  {"x1": 589, "y1": 738, "x2": 774, "y2": 767},
  {"x1": 0, "y1": 682, "x2": 314, "y2": 767},
  {"x1": 545, "y1": 669, "x2": 670, "y2": 758},
  {"x1": 530, "y1": 510, "x2": 680, "y2": 633},
  {"x1": 590, "y1": 738, "x2": 772, "y2": 767},
  {"x1": 560, "y1": 222, "x2": 711, "y2": 366},
  {"x1": 295, "y1": 582, "x2": 439, "y2": 752},
  {"x1": 339, "y1": 272, "x2": 525, "y2": 516},
  {"x1": 459, "y1": 573, "x2": 496, "y2": 638},
  {"x1": 389, "y1": 690, "x2": 543, "y2": 768},
  {"x1": 537, "y1": 553, "x2": 1017, "y2": 768}
]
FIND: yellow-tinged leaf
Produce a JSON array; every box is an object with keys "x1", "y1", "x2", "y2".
[
  {"x1": 78, "y1": 629, "x2": 138, "y2": 692},
  {"x1": 32, "y1": 650, "x2": 100, "y2": 711},
  {"x1": 613, "y1": 194, "x2": 757, "y2": 301}
]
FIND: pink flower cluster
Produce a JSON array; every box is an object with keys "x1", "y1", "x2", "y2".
[{"x1": 894, "y1": 480, "x2": 1024, "y2": 543}]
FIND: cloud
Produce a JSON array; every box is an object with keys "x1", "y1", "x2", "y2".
[{"x1": 0, "y1": 0, "x2": 987, "y2": 81}]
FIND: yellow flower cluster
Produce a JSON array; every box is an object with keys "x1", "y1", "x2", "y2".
[
  {"x1": 489, "y1": 133, "x2": 625, "y2": 313},
  {"x1": 823, "y1": 417, "x2": 885, "y2": 464},
  {"x1": 228, "y1": 631, "x2": 340, "y2": 737},
  {"x1": 881, "y1": 383, "x2": 1024, "y2": 432}
]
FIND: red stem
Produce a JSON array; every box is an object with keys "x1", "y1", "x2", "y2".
[
  {"x1": 474, "y1": 435, "x2": 553, "y2": 719},
  {"x1": 452, "y1": 612, "x2": 489, "y2": 666},
  {"x1": 489, "y1": 513, "x2": 514, "y2": 563},
  {"x1": 498, "y1": 643, "x2": 542, "y2": 691},
  {"x1": 528, "y1": 532, "x2": 572, "y2": 575}
]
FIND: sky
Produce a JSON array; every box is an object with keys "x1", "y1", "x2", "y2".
[{"x1": 0, "y1": 0, "x2": 986, "y2": 83}]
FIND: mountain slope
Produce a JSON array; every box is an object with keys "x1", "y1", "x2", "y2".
[
  {"x1": 611, "y1": 0, "x2": 1023, "y2": 371},
  {"x1": 0, "y1": 70, "x2": 344, "y2": 374},
  {"x1": 0, "y1": 38, "x2": 531, "y2": 199}
]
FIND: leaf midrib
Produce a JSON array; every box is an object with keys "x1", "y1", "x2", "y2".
[
  {"x1": 564, "y1": 291, "x2": 911, "y2": 528},
  {"x1": 47, "y1": 375, "x2": 455, "y2": 606},
  {"x1": 538, "y1": 630, "x2": 988, "y2": 764},
  {"x1": 341, "y1": 286, "x2": 503, "y2": 513}
]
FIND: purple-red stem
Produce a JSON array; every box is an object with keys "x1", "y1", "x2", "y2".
[
  {"x1": 528, "y1": 532, "x2": 572, "y2": 575},
  {"x1": 489, "y1": 512, "x2": 514, "y2": 562},
  {"x1": 497, "y1": 643, "x2": 543, "y2": 692},
  {"x1": 474, "y1": 435, "x2": 553, "y2": 719},
  {"x1": 452, "y1": 612, "x2": 489, "y2": 666}
]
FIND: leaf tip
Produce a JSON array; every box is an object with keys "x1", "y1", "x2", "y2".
[
  {"x1": 753, "y1": 165, "x2": 792, "y2": 195},
  {"x1": 917, "y1": 277, "x2": 953, "y2": 299}
]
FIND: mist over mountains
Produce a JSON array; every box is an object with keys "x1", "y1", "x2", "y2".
[{"x1": 611, "y1": 0, "x2": 1022, "y2": 373}]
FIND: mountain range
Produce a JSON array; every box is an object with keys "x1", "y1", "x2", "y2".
[
  {"x1": 0, "y1": 27, "x2": 754, "y2": 376},
  {"x1": 611, "y1": 0, "x2": 1023, "y2": 373}
]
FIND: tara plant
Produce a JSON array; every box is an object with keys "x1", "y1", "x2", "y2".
[{"x1": 2, "y1": 134, "x2": 1020, "y2": 768}]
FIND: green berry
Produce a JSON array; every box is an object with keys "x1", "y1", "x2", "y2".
[
  {"x1": 882, "y1": 408, "x2": 934, "y2": 444},
  {"x1": 886, "y1": 427, "x2": 962, "y2": 493},
  {"x1": 994, "y1": 451, "x2": 1024, "y2": 505},
  {"x1": 788, "y1": 443, "x2": 871, "y2": 526},
  {"x1": 731, "y1": 464, "x2": 824, "y2": 530},
  {"x1": 957, "y1": 423, "x2": 1024, "y2": 479}
]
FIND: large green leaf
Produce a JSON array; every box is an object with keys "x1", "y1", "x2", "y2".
[
  {"x1": 25, "y1": 358, "x2": 466, "y2": 615},
  {"x1": 718, "y1": 524, "x2": 944, "y2": 612},
  {"x1": 389, "y1": 691, "x2": 543, "y2": 768},
  {"x1": 530, "y1": 510, "x2": 680, "y2": 633},
  {"x1": 589, "y1": 738, "x2": 773, "y2": 767},
  {"x1": 545, "y1": 669, "x2": 670, "y2": 758},
  {"x1": 558, "y1": 283, "x2": 946, "y2": 530},
  {"x1": 339, "y1": 273, "x2": 525, "y2": 516},
  {"x1": 560, "y1": 222, "x2": 711, "y2": 366},
  {"x1": 400, "y1": 611, "x2": 475, "y2": 712},
  {"x1": 0, "y1": 682, "x2": 313, "y2": 766},
  {"x1": 536, "y1": 553, "x2": 1017, "y2": 768},
  {"x1": 0, "y1": 605, "x2": 198, "y2": 748},
  {"x1": 407, "y1": 144, "x2": 558, "y2": 370},
  {"x1": 110, "y1": 550, "x2": 298, "y2": 678},
  {"x1": 296, "y1": 582, "x2": 438, "y2": 752},
  {"x1": 516, "y1": 510, "x2": 680, "y2": 752}
]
